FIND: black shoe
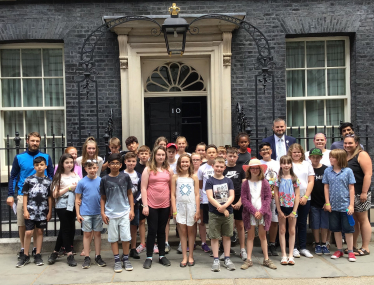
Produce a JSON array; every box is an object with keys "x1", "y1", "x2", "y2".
[
  {"x1": 34, "y1": 254, "x2": 44, "y2": 266},
  {"x1": 67, "y1": 254, "x2": 77, "y2": 267},
  {"x1": 176, "y1": 228, "x2": 179, "y2": 238},
  {"x1": 130, "y1": 248, "x2": 140, "y2": 259},
  {"x1": 17, "y1": 249, "x2": 24, "y2": 260},
  {"x1": 16, "y1": 254, "x2": 30, "y2": 268},
  {"x1": 32, "y1": 248, "x2": 37, "y2": 257},
  {"x1": 48, "y1": 252, "x2": 58, "y2": 265},
  {"x1": 143, "y1": 258, "x2": 152, "y2": 269},
  {"x1": 269, "y1": 244, "x2": 279, "y2": 256},
  {"x1": 95, "y1": 255, "x2": 106, "y2": 267},
  {"x1": 159, "y1": 256, "x2": 171, "y2": 266},
  {"x1": 231, "y1": 230, "x2": 237, "y2": 243},
  {"x1": 82, "y1": 256, "x2": 91, "y2": 269},
  {"x1": 58, "y1": 247, "x2": 66, "y2": 257}
]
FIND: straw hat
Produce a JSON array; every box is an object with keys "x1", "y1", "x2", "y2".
[{"x1": 242, "y1": 158, "x2": 267, "y2": 173}]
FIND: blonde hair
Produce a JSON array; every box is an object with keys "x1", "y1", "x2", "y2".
[
  {"x1": 148, "y1": 145, "x2": 169, "y2": 174},
  {"x1": 109, "y1": 137, "x2": 121, "y2": 146},
  {"x1": 154, "y1": 136, "x2": 168, "y2": 148},
  {"x1": 175, "y1": 136, "x2": 188, "y2": 149},
  {"x1": 329, "y1": 149, "x2": 348, "y2": 168},
  {"x1": 190, "y1": 152, "x2": 202, "y2": 160},
  {"x1": 245, "y1": 165, "x2": 265, "y2": 180},
  {"x1": 217, "y1": 146, "x2": 227, "y2": 154},
  {"x1": 278, "y1": 155, "x2": 298, "y2": 184},
  {"x1": 176, "y1": 154, "x2": 194, "y2": 177},
  {"x1": 82, "y1": 136, "x2": 99, "y2": 165},
  {"x1": 287, "y1": 143, "x2": 305, "y2": 162},
  {"x1": 213, "y1": 157, "x2": 226, "y2": 165}
]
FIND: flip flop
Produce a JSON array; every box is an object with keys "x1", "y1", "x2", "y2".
[
  {"x1": 180, "y1": 262, "x2": 187, "y2": 267},
  {"x1": 188, "y1": 260, "x2": 195, "y2": 266},
  {"x1": 358, "y1": 248, "x2": 370, "y2": 256}
]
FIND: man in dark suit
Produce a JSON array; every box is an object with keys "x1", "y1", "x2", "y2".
[{"x1": 261, "y1": 118, "x2": 297, "y2": 161}]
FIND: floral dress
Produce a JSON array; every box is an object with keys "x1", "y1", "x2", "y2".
[{"x1": 275, "y1": 178, "x2": 300, "y2": 207}]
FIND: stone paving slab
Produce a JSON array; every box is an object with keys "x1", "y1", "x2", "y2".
[{"x1": 3, "y1": 244, "x2": 374, "y2": 285}]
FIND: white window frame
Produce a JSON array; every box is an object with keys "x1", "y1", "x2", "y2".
[
  {"x1": 0, "y1": 43, "x2": 66, "y2": 181},
  {"x1": 285, "y1": 36, "x2": 351, "y2": 145}
]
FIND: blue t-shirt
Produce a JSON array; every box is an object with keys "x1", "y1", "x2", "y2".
[
  {"x1": 205, "y1": 176, "x2": 234, "y2": 216},
  {"x1": 75, "y1": 176, "x2": 101, "y2": 216},
  {"x1": 100, "y1": 172, "x2": 133, "y2": 219},
  {"x1": 322, "y1": 167, "x2": 356, "y2": 212}
]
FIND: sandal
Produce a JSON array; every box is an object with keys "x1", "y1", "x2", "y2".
[
  {"x1": 358, "y1": 248, "x2": 370, "y2": 256},
  {"x1": 280, "y1": 256, "x2": 288, "y2": 265},
  {"x1": 180, "y1": 262, "x2": 187, "y2": 267},
  {"x1": 288, "y1": 257, "x2": 295, "y2": 265},
  {"x1": 344, "y1": 247, "x2": 360, "y2": 255},
  {"x1": 188, "y1": 259, "x2": 195, "y2": 266}
]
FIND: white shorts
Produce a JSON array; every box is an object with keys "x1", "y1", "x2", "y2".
[
  {"x1": 271, "y1": 199, "x2": 278, "y2": 223},
  {"x1": 250, "y1": 214, "x2": 265, "y2": 227},
  {"x1": 108, "y1": 215, "x2": 131, "y2": 243},
  {"x1": 176, "y1": 202, "x2": 196, "y2": 226}
]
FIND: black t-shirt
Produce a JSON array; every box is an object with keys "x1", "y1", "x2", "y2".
[
  {"x1": 236, "y1": 151, "x2": 251, "y2": 167},
  {"x1": 311, "y1": 164, "x2": 328, "y2": 208},
  {"x1": 134, "y1": 162, "x2": 146, "y2": 175},
  {"x1": 22, "y1": 175, "x2": 51, "y2": 221},
  {"x1": 205, "y1": 176, "x2": 234, "y2": 216},
  {"x1": 223, "y1": 164, "x2": 245, "y2": 198}
]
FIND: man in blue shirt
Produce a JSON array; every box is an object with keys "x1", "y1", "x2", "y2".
[{"x1": 6, "y1": 132, "x2": 54, "y2": 259}]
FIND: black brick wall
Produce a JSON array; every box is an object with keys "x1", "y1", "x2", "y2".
[{"x1": 0, "y1": 0, "x2": 372, "y2": 151}]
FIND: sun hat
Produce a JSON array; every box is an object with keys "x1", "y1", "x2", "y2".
[{"x1": 242, "y1": 158, "x2": 267, "y2": 173}]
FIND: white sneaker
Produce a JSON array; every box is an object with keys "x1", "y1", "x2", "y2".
[
  {"x1": 240, "y1": 248, "x2": 247, "y2": 261},
  {"x1": 293, "y1": 248, "x2": 300, "y2": 258},
  {"x1": 300, "y1": 249, "x2": 313, "y2": 258}
]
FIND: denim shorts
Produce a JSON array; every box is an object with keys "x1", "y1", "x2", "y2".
[
  {"x1": 82, "y1": 214, "x2": 103, "y2": 232},
  {"x1": 310, "y1": 206, "x2": 329, "y2": 230},
  {"x1": 329, "y1": 211, "x2": 354, "y2": 233},
  {"x1": 108, "y1": 215, "x2": 131, "y2": 243},
  {"x1": 130, "y1": 208, "x2": 139, "y2": 226}
]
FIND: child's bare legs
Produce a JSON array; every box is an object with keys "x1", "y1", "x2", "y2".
[
  {"x1": 354, "y1": 212, "x2": 371, "y2": 251},
  {"x1": 35, "y1": 228, "x2": 43, "y2": 254},
  {"x1": 235, "y1": 220, "x2": 245, "y2": 249},
  {"x1": 139, "y1": 219, "x2": 146, "y2": 246},
  {"x1": 24, "y1": 229, "x2": 33, "y2": 256},
  {"x1": 211, "y1": 239, "x2": 219, "y2": 257},
  {"x1": 93, "y1": 231, "x2": 101, "y2": 256},
  {"x1": 130, "y1": 225, "x2": 137, "y2": 250},
  {"x1": 321, "y1": 228, "x2": 328, "y2": 243},
  {"x1": 288, "y1": 217, "x2": 297, "y2": 259},
  {"x1": 345, "y1": 233, "x2": 354, "y2": 252},
  {"x1": 334, "y1": 231, "x2": 343, "y2": 249},
  {"x1": 81, "y1": 232, "x2": 93, "y2": 256},
  {"x1": 19, "y1": 226, "x2": 38, "y2": 250},
  {"x1": 122, "y1": 241, "x2": 130, "y2": 256},
  {"x1": 178, "y1": 224, "x2": 188, "y2": 264},
  {"x1": 111, "y1": 242, "x2": 119, "y2": 255},
  {"x1": 83, "y1": 232, "x2": 92, "y2": 256},
  {"x1": 246, "y1": 227, "x2": 255, "y2": 260},
  {"x1": 278, "y1": 217, "x2": 287, "y2": 257},
  {"x1": 259, "y1": 225, "x2": 269, "y2": 260},
  {"x1": 222, "y1": 236, "x2": 231, "y2": 257},
  {"x1": 269, "y1": 222, "x2": 278, "y2": 244},
  {"x1": 187, "y1": 225, "x2": 195, "y2": 262},
  {"x1": 313, "y1": 229, "x2": 320, "y2": 243}
]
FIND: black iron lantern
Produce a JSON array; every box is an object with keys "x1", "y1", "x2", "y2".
[{"x1": 162, "y1": 3, "x2": 189, "y2": 56}]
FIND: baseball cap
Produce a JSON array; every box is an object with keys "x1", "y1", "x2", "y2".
[
  {"x1": 309, "y1": 148, "x2": 323, "y2": 156},
  {"x1": 166, "y1": 143, "x2": 178, "y2": 150}
]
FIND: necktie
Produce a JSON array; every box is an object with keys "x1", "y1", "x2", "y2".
[{"x1": 277, "y1": 138, "x2": 286, "y2": 159}]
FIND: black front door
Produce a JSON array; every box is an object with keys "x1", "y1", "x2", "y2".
[{"x1": 144, "y1": 96, "x2": 208, "y2": 151}]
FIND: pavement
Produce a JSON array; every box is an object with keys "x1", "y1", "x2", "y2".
[{"x1": 4, "y1": 243, "x2": 374, "y2": 285}]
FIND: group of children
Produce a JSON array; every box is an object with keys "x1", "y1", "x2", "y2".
[{"x1": 15, "y1": 131, "x2": 358, "y2": 273}]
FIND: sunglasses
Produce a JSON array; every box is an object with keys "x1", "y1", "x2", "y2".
[{"x1": 86, "y1": 159, "x2": 98, "y2": 164}]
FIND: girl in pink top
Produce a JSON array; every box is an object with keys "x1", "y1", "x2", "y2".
[{"x1": 141, "y1": 146, "x2": 173, "y2": 269}]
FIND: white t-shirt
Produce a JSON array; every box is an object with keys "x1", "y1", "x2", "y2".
[
  {"x1": 197, "y1": 163, "x2": 214, "y2": 204},
  {"x1": 292, "y1": 160, "x2": 315, "y2": 199},
  {"x1": 175, "y1": 152, "x2": 191, "y2": 160},
  {"x1": 124, "y1": 170, "x2": 139, "y2": 196},
  {"x1": 248, "y1": 180, "x2": 262, "y2": 210},
  {"x1": 305, "y1": 150, "x2": 331, "y2": 167},
  {"x1": 169, "y1": 161, "x2": 177, "y2": 174}
]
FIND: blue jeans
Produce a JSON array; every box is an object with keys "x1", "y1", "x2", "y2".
[{"x1": 296, "y1": 200, "x2": 310, "y2": 250}]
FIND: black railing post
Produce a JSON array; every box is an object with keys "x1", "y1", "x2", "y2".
[
  {"x1": 43, "y1": 133, "x2": 47, "y2": 154},
  {"x1": 297, "y1": 126, "x2": 301, "y2": 145},
  {"x1": 331, "y1": 125, "x2": 335, "y2": 144}
]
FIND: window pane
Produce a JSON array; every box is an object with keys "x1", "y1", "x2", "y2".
[
  {"x1": 45, "y1": 78, "x2": 64, "y2": 106},
  {"x1": 286, "y1": 42, "x2": 304, "y2": 68},
  {"x1": 327, "y1": 40, "x2": 345, "y2": 67},
  {"x1": 328, "y1": 69, "x2": 346, "y2": 96},
  {"x1": 1, "y1": 49, "x2": 20, "y2": 77},
  {"x1": 43, "y1": 49, "x2": 63, "y2": 76},
  {"x1": 23, "y1": 79, "x2": 43, "y2": 106},
  {"x1": 25, "y1": 110, "x2": 44, "y2": 135},
  {"x1": 46, "y1": 110, "x2": 64, "y2": 136},
  {"x1": 22, "y1": 49, "x2": 41, "y2": 77},
  {"x1": 286, "y1": 70, "x2": 305, "y2": 97},
  {"x1": 307, "y1": 69, "x2": 325, "y2": 96},
  {"x1": 306, "y1": 127, "x2": 324, "y2": 151},
  {"x1": 47, "y1": 138, "x2": 63, "y2": 164},
  {"x1": 4, "y1": 111, "x2": 24, "y2": 137},
  {"x1": 2, "y1": 79, "x2": 21, "y2": 107},
  {"x1": 306, "y1": 100, "x2": 324, "y2": 126},
  {"x1": 306, "y1": 41, "x2": 325, "y2": 68},
  {"x1": 287, "y1": 101, "x2": 304, "y2": 127},
  {"x1": 326, "y1": 100, "x2": 344, "y2": 125}
]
